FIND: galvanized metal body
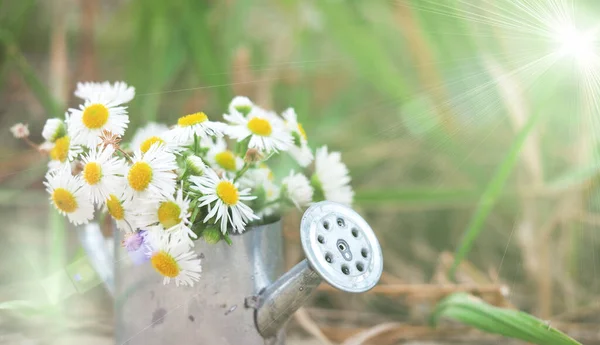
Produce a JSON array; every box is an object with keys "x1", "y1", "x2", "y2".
[
  {"x1": 115, "y1": 221, "x2": 285, "y2": 345},
  {"x1": 256, "y1": 260, "x2": 322, "y2": 338},
  {"x1": 79, "y1": 221, "x2": 285, "y2": 345}
]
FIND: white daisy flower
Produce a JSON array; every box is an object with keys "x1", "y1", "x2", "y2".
[
  {"x1": 42, "y1": 118, "x2": 67, "y2": 143},
  {"x1": 10, "y1": 123, "x2": 29, "y2": 139},
  {"x1": 190, "y1": 168, "x2": 258, "y2": 234},
  {"x1": 105, "y1": 193, "x2": 140, "y2": 232},
  {"x1": 141, "y1": 187, "x2": 197, "y2": 247},
  {"x1": 312, "y1": 146, "x2": 354, "y2": 206},
  {"x1": 185, "y1": 155, "x2": 207, "y2": 176},
  {"x1": 238, "y1": 165, "x2": 274, "y2": 190},
  {"x1": 260, "y1": 182, "x2": 280, "y2": 218},
  {"x1": 146, "y1": 236, "x2": 202, "y2": 287},
  {"x1": 124, "y1": 143, "x2": 178, "y2": 200},
  {"x1": 282, "y1": 170, "x2": 313, "y2": 209},
  {"x1": 237, "y1": 165, "x2": 279, "y2": 217},
  {"x1": 224, "y1": 108, "x2": 292, "y2": 153},
  {"x1": 228, "y1": 96, "x2": 254, "y2": 116},
  {"x1": 74, "y1": 81, "x2": 135, "y2": 105},
  {"x1": 205, "y1": 137, "x2": 243, "y2": 174},
  {"x1": 129, "y1": 122, "x2": 180, "y2": 154},
  {"x1": 80, "y1": 146, "x2": 127, "y2": 204},
  {"x1": 68, "y1": 95, "x2": 130, "y2": 148},
  {"x1": 44, "y1": 164, "x2": 94, "y2": 225},
  {"x1": 165, "y1": 112, "x2": 224, "y2": 146},
  {"x1": 282, "y1": 108, "x2": 313, "y2": 167},
  {"x1": 47, "y1": 135, "x2": 83, "y2": 171}
]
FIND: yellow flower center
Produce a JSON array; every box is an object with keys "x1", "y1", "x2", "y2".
[
  {"x1": 157, "y1": 201, "x2": 182, "y2": 229},
  {"x1": 52, "y1": 188, "x2": 78, "y2": 213},
  {"x1": 151, "y1": 251, "x2": 180, "y2": 278},
  {"x1": 215, "y1": 151, "x2": 237, "y2": 171},
  {"x1": 50, "y1": 136, "x2": 70, "y2": 162},
  {"x1": 83, "y1": 162, "x2": 102, "y2": 185},
  {"x1": 247, "y1": 117, "x2": 272, "y2": 136},
  {"x1": 297, "y1": 123, "x2": 307, "y2": 141},
  {"x1": 178, "y1": 112, "x2": 208, "y2": 127},
  {"x1": 216, "y1": 181, "x2": 239, "y2": 206},
  {"x1": 82, "y1": 104, "x2": 109, "y2": 129},
  {"x1": 128, "y1": 162, "x2": 153, "y2": 191},
  {"x1": 140, "y1": 136, "x2": 165, "y2": 153},
  {"x1": 106, "y1": 194, "x2": 124, "y2": 220}
]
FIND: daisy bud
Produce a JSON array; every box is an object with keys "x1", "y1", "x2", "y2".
[
  {"x1": 244, "y1": 148, "x2": 263, "y2": 164},
  {"x1": 185, "y1": 155, "x2": 207, "y2": 176},
  {"x1": 42, "y1": 118, "x2": 66, "y2": 143},
  {"x1": 202, "y1": 227, "x2": 221, "y2": 244},
  {"x1": 229, "y1": 96, "x2": 254, "y2": 116},
  {"x1": 10, "y1": 123, "x2": 29, "y2": 139}
]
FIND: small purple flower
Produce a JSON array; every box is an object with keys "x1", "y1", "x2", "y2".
[{"x1": 123, "y1": 230, "x2": 151, "y2": 265}]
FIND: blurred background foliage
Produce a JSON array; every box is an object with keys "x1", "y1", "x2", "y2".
[{"x1": 1, "y1": 0, "x2": 600, "y2": 343}]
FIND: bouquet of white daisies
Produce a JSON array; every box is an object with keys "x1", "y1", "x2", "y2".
[{"x1": 11, "y1": 81, "x2": 354, "y2": 287}]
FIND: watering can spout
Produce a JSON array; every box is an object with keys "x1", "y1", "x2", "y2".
[{"x1": 255, "y1": 201, "x2": 384, "y2": 338}]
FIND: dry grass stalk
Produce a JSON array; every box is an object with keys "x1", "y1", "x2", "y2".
[
  {"x1": 340, "y1": 322, "x2": 403, "y2": 345},
  {"x1": 77, "y1": 0, "x2": 97, "y2": 82},
  {"x1": 294, "y1": 307, "x2": 335, "y2": 345},
  {"x1": 231, "y1": 46, "x2": 256, "y2": 98},
  {"x1": 49, "y1": 0, "x2": 69, "y2": 104},
  {"x1": 393, "y1": 1, "x2": 456, "y2": 133},
  {"x1": 317, "y1": 282, "x2": 508, "y2": 298},
  {"x1": 319, "y1": 324, "x2": 503, "y2": 344}
]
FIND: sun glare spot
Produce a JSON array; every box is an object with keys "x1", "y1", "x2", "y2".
[{"x1": 555, "y1": 23, "x2": 597, "y2": 66}]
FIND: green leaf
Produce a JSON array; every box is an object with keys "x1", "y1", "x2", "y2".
[
  {"x1": 449, "y1": 109, "x2": 544, "y2": 279},
  {"x1": 432, "y1": 293, "x2": 581, "y2": 345}
]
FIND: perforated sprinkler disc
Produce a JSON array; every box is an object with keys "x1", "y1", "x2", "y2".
[{"x1": 300, "y1": 201, "x2": 383, "y2": 293}]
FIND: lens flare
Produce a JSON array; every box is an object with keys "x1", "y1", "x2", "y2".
[{"x1": 555, "y1": 23, "x2": 597, "y2": 66}]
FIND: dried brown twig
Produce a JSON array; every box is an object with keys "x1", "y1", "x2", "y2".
[{"x1": 317, "y1": 283, "x2": 508, "y2": 298}]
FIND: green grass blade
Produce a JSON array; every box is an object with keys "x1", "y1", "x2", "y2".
[
  {"x1": 0, "y1": 30, "x2": 61, "y2": 114},
  {"x1": 431, "y1": 293, "x2": 581, "y2": 345},
  {"x1": 355, "y1": 188, "x2": 479, "y2": 207},
  {"x1": 449, "y1": 109, "x2": 543, "y2": 279},
  {"x1": 316, "y1": 1, "x2": 408, "y2": 99}
]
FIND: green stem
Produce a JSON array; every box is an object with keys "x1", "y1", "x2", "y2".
[
  {"x1": 193, "y1": 134, "x2": 199, "y2": 155},
  {"x1": 259, "y1": 198, "x2": 281, "y2": 212},
  {"x1": 233, "y1": 163, "x2": 251, "y2": 183},
  {"x1": 222, "y1": 232, "x2": 233, "y2": 246}
]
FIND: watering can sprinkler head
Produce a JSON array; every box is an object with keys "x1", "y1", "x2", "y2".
[{"x1": 255, "y1": 201, "x2": 384, "y2": 338}]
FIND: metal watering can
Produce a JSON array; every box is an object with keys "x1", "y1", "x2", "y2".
[{"x1": 78, "y1": 201, "x2": 384, "y2": 344}]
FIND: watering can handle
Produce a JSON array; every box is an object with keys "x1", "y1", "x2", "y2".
[{"x1": 76, "y1": 222, "x2": 115, "y2": 296}]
